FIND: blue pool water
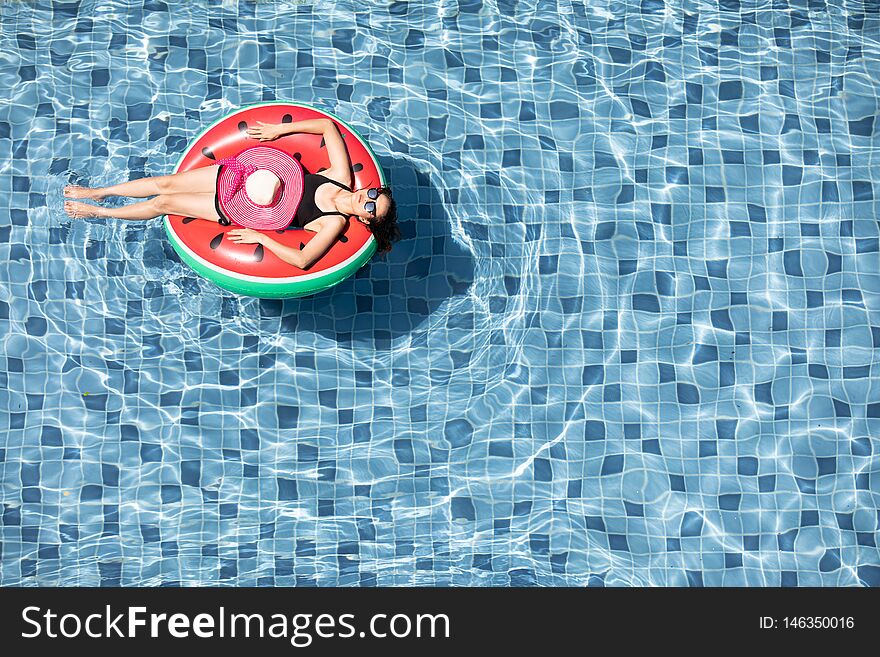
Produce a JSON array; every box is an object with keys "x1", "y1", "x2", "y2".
[{"x1": 1, "y1": 0, "x2": 880, "y2": 586}]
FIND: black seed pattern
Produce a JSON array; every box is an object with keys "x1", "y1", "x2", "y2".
[
  {"x1": 182, "y1": 216, "x2": 197, "y2": 224},
  {"x1": 202, "y1": 147, "x2": 216, "y2": 160},
  {"x1": 293, "y1": 152, "x2": 301, "y2": 160},
  {"x1": 320, "y1": 137, "x2": 325, "y2": 148},
  {"x1": 351, "y1": 163, "x2": 363, "y2": 172},
  {"x1": 238, "y1": 121, "x2": 248, "y2": 135},
  {"x1": 275, "y1": 229, "x2": 285, "y2": 234},
  {"x1": 282, "y1": 114, "x2": 292, "y2": 123},
  {"x1": 253, "y1": 244, "x2": 264, "y2": 262},
  {"x1": 210, "y1": 233, "x2": 224, "y2": 250},
  {"x1": 299, "y1": 242, "x2": 305, "y2": 250},
  {"x1": 339, "y1": 234, "x2": 348, "y2": 243}
]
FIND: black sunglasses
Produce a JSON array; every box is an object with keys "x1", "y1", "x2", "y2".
[{"x1": 363, "y1": 187, "x2": 389, "y2": 216}]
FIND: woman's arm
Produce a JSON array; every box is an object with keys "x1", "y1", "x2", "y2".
[
  {"x1": 247, "y1": 119, "x2": 351, "y2": 187},
  {"x1": 248, "y1": 118, "x2": 329, "y2": 141},
  {"x1": 229, "y1": 218, "x2": 346, "y2": 270}
]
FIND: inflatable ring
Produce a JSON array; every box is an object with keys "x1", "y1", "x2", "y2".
[{"x1": 163, "y1": 102, "x2": 382, "y2": 298}]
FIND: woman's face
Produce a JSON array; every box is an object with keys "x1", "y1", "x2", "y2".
[{"x1": 352, "y1": 188, "x2": 391, "y2": 225}]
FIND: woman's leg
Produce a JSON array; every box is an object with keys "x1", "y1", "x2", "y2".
[
  {"x1": 64, "y1": 166, "x2": 220, "y2": 200},
  {"x1": 64, "y1": 193, "x2": 221, "y2": 222}
]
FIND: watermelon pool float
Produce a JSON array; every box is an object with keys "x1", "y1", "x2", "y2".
[{"x1": 163, "y1": 102, "x2": 382, "y2": 298}]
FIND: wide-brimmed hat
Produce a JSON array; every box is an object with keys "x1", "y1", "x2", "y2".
[{"x1": 217, "y1": 145, "x2": 303, "y2": 230}]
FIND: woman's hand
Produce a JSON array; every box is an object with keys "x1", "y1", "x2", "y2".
[
  {"x1": 247, "y1": 121, "x2": 285, "y2": 142},
  {"x1": 227, "y1": 228, "x2": 265, "y2": 245}
]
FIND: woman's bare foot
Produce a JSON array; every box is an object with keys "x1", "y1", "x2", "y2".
[
  {"x1": 64, "y1": 185, "x2": 106, "y2": 201},
  {"x1": 64, "y1": 200, "x2": 104, "y2": 218}
]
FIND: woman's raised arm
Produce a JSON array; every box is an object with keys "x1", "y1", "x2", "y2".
[
  {"x1": 247, "y1": 118, "x2": 329, "y2": 141},
  {"x1": 247, "y1": 119, "x2": 351, "y2": 187}
]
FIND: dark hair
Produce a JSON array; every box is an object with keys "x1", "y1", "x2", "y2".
[{"x1": 369, "y1": 187, "x2": 400, "y2": 253}]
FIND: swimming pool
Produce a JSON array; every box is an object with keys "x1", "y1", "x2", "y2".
[{"x1": 1, "y1": 0, "x2": 879, "y2": 586}]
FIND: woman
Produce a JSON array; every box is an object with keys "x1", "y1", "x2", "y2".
[{"x1": 64, "y1": 118, "x2": 399, "y2": 268}]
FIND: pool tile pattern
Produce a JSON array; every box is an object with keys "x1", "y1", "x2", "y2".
[{"x1": 1, "y1": 0, "x2": 879, "y2": 586}]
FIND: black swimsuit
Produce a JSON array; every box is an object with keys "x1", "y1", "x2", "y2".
[
  {"x1": 291, "y1": 174, "x2": 351, "y2": 228},
  {"x1": 213, "y1": 169, "x2": 350, "y2": 228},
  {"x1": 214, "y1": 165, "x2": 230, "y2": 225}
]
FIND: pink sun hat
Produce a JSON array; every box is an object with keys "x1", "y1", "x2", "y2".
[{"x1": 216, "y1": 145, "x2": 304, "y2": 230}]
